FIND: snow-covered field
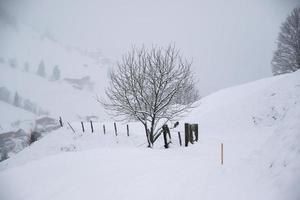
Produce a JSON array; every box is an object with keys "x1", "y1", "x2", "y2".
[{"x1": 0, "y1": 70, "x2": 299, "y2": 200}]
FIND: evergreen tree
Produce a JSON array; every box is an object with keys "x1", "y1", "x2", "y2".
[
  {"x1": 272, "y1": 7, "x2": 300, "y2": 75},
  {"x1": 50, "y1": 65, "x2": 61, "y2": 81},
  {"x1": 13, "y1": 92, "x2": 22, "y2": 107},
  {"x1": 37, "y1": 60, "x2": 46, "y2": 77},
  {"x1": 0, "y1": 87, "x2": 10, "y2": 103}
]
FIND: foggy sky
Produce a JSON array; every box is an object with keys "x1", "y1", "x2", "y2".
[{"x1": 2, "y1": 0, "x2": 300, "y2": 95}]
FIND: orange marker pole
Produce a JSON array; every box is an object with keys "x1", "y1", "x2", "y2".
[{"x1": 221, "y1": 143, "x2": 224, "y2": 165}]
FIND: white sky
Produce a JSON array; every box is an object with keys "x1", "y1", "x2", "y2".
[{"x1": 2, "y1": 0, "x2": 300, "y2": 95}]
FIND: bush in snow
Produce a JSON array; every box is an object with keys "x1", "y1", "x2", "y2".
[
  {"x1": 50, "y1": 65, "x2": 61, "y2": 81},
  {"x1": 0, "y1": 87, "x2": 10, "y2": 103},
  {"x1": 272, "y1": 7, "x2": 300, "y2": 75},
  {"x1": 101, "y1": 44, "x2": 196, "y2": 147},
  {"x1": 29, "y1": 131, "x2": 41, "y2": 144},
  {"x1": 37, "y1": 60, "x2": 46, "y2": 77}
]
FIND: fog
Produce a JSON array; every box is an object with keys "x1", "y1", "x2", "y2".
[{"x1": 2, "y1": 0, "x2": 300, "y2": 95}]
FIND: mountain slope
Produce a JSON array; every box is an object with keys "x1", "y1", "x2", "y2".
[
  {"x1": 0, "y1": 71, "x2": 299, "y2": 200},
  {"x1": 0, "y1": 10, "x2": 112, "y2": 133}
]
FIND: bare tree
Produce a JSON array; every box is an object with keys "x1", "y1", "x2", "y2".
[
  {"x1": 100, "y1": 45, "x2": 196, "y2": 147},
  {"x1": 174, "y1": 82, "x2": 200, "y2": 105},
  {"x1": 272, "y1": 7, "x2": 300, "y2": 75}
]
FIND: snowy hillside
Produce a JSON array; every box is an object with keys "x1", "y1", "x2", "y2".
[
  {"x1": 0, "y1": 9, "x2": 113, "y2": 133},
  {"x1": 0, "y1": 70, "x2": 299, "y2": 200}
]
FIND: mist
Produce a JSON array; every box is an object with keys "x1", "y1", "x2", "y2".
[{"x1": 1, "y1": 0, "x2": 300, "y2": 95}]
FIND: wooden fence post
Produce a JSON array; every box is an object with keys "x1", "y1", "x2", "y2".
[
  {"x1": 114, "y1": 122, "x2": 117, "y2": 136},
  {"x1": 189, "y1": 125, "x2": 194, "y2": 144},
  {"x1": 81, "y1": 122, "x2": 85, "y2": 132},
  {"x1": 103, "y1": 124, "x2": 106, "y2": 134},
  {"x1": 67, "y1": 122, "x2": 75, "y2": 133},
  {"x1": 184, "y1": 123, "x2": 189, "y2": 147},
  {"x1": 162, "y1": 125, "x2": 170, "y2": 148},
  {"x1": 90, "y1": 121, "x2": 94, "y2": 133},
  {"x1": 59, "y1": 116, "x2": 63, "y2": 127},
  {"x1": 195, "y1": 124, "x2": 199, "y2": 142},
  {"x1": 127, "y1": 124, "x2": 129, "y2": 136},
  {"x1": 221, "y1": 143, "x2": 224, "y2": 165},
  {"x1": 178, "y1": 132, "x2": 182, "y2": 146}
]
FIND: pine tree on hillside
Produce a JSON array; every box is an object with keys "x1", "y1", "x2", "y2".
[
  {"x1": 0, "y1": 87, "x2": 10, "y2": 103},
  {"x1": 37, "y1": 60, "x2": 46, "y2": 77},
  {"x1": 272, "y1": 7, "x2": 300, "y2": 75},
  {"x1": 13, "y1": 92, "x2": 22, "y2": 107},
  {"x1": 50, "y1": 65, "x2": 61, "y2": 81}
]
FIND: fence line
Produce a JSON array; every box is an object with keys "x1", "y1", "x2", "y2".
[
  {"x1": 58, "y1": 117, "x2": 203, "y2": 149},
  {"x1": 58, "y1": 117, "x2": 225, "y2": 165}
]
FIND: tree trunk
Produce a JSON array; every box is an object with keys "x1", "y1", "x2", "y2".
[
  {"x1": 144, "y1": 124, "x2": 152, "y2": 148},
  {"x1": 149, "y1": 127, "x2": 154, "y2": 145},
  {"x1": 149, "y1": 118, "x2": 155, "y2": 145}
]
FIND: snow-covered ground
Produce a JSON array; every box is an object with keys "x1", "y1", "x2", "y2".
[
  {"x1": 0, "y1": 70, "x2": 299, "y2": 200},
  {"x1": 0, "y1": 101, "x2": 35, "y2": 132}
]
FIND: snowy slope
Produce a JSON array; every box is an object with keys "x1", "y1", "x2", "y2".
[
  {"x1": 0, "y1": 101, "x2": 35, "y2": 132},
  {"x1": 0, "y1": 65, "x2": 105, "y2": 121},
  {"x1": 0, "y1": 11, "x2": 112, "y2": 131},
  {"x1": 0, "y1": 71, "x2": 299, "y2": 200}
]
